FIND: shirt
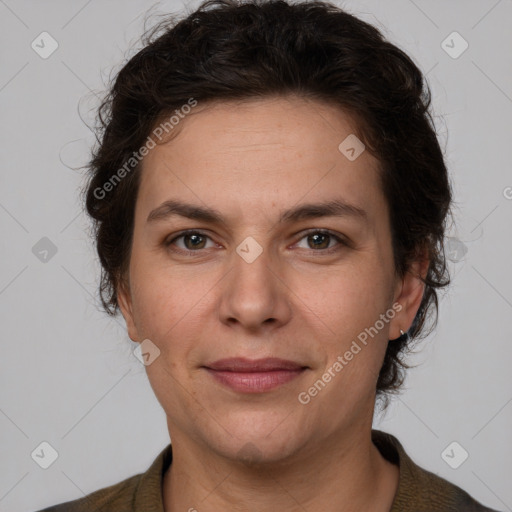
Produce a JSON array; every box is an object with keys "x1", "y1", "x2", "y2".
[{"x1": 35, "y1": 430, "x2": 501, "y2": 512}]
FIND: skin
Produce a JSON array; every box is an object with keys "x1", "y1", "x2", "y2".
[{"x1": 118, "y1": 96, "x2": 427, "y2": 512}]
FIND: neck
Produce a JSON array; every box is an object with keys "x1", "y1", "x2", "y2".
[{"x1": 163, "y1": 425, "x2": 399, "y2": 512}]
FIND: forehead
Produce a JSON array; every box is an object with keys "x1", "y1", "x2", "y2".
[{"x1": 136, "y1": 96, "x2": 384, "y2": 224}]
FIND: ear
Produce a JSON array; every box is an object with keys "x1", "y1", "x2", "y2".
[
  {"x1": 389, "y1": 249, "x2": 430, "y2": 339},
  {"x1": 117, "y1": 278, "x2": 141, "y2": 343}
]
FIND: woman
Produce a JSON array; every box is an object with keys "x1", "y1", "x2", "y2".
[{"x1": 38, "y1": 0, "x2": 500, "y2": 510}]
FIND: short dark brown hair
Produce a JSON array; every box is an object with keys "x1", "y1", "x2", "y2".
[{"x1": 83, "y1": 0, "x2": 452, "y2": 400}]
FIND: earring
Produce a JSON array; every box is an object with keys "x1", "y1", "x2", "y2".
[{"x1": 400, "y1": 329, "x2": 405, "y2": 336}]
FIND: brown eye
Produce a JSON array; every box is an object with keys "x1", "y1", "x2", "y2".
[
  {"x1": 296, "y1": 230, "x2": 345, "y2": 252},
  {"x1": 166, "y1": 231, "x2": 214, "y2": 252},
  {"x1": 182, "y1": 233, "x2": 207, "y2": 250},
  {"x1": 307, "y1": 232, "x2": 330, "y2": 249}
]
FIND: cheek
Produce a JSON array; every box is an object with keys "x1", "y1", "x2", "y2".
[
  {"x1": 294, "y1": 261, "x2": 393, "y2": 378},
  {"x1": 129, "y1": 259, "x2": 216, "y2": 352},
  {"x1": 293, "y1": 262, "x2": 391, "y2": 332}
]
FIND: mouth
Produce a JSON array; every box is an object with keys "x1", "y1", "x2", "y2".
[{"x1": 202, "y1": 357, "x2": 309, "y2": 393}]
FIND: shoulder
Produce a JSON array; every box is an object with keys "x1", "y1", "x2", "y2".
[
  {"x1": 34, "y1": 443, "x2": 173, "y2": 512},
  {"x1": 34, "y1": 473, "x2": 141, "y2": 512},
  {"x1": 372, "y1": 430, "x2": 502, "y2": 512}
]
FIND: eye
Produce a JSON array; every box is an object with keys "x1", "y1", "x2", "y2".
[
  {"x1": 165, "y1": 230, "x2": 216, "y2": 253},
  {"x1": 165, "y1": 229, "x2": 348, "y2": 255},
  {"x1": 294, "y1": 230, "x2": 346, "y2": 253}
]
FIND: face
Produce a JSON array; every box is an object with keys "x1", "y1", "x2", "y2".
[{"x1": 118, "y1": 96, "x2": 424, "y2": 463}]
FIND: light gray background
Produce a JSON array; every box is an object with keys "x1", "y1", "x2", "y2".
[{"x1": 0, "y1": 1, "x2": 511, "y2": 511}]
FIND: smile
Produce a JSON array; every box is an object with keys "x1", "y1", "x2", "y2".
[{"x1": 203, "y1": 357, "x2": 308, "y2": 393}]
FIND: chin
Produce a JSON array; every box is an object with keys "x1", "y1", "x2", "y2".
[
  {"x1": 204, "y1": 415, "x2": 310, "y2": 466},
  {"x1": 222, "y1": 437, "x2": 301, "y2": 467}
]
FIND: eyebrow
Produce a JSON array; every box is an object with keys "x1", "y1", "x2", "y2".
[{"x1": 146, "y1": 198, "x2": 367, "y2": 225}]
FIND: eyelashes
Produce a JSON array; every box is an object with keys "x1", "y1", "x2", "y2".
[
  {"x1": 164, "y1": 229, "x2": 349, "y2": 256},
  {"x1": 165, "y1": 230, "x2": 217, "y2": 252}
]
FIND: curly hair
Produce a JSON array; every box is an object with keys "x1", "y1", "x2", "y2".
[{"x1": 83, "y1": 0, "x2": 452, "y2": 399}]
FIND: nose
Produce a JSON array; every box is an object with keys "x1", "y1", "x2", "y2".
[{"x1": 218, "y1": 243, "x2": 292, "y2": 334}]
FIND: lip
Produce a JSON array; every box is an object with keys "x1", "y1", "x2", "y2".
[
  {"x1": 203, "y1": 357, "x2": 308, "y2": 393},
  {"x1": 206, "y1": 357, "x2": 306, "y2": 372}
]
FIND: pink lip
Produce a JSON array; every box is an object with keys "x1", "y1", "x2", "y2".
[{"x1": 204, "y1": 358, "x2": 308, "y2": 393}]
